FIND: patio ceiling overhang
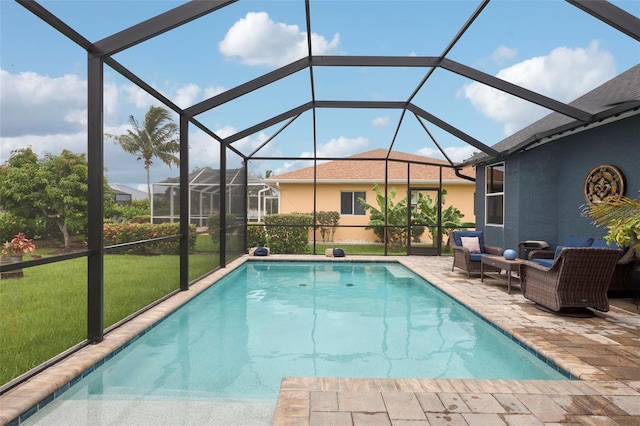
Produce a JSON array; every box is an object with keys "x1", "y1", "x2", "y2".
[{"x1": 15, "y1": 0, "x2": 640, "y2": 169}]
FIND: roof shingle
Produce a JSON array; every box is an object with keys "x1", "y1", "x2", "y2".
[{"x1": 268, "y1": 149, "x2": 473, "y2": 183}]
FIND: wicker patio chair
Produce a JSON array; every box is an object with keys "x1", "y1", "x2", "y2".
[
  {"x1": 450, "y1": 230, "x2": 503, "y2": 277},
  {"x1": 520, "y1": 247, "x2": 623, "y2": 314}
]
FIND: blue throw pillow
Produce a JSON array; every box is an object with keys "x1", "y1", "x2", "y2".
[
  {"x1": 564, "y1": 235, "x2": 593, "y2": 247},
  {"x1": 333, "y1": 248, "x2": 345, "y2": 257}
]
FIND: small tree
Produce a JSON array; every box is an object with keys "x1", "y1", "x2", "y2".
[
  {"x1": 106, "y1": 106, "x2": 180, "y2": 200},
  {"x1": 316, "y1": 211, "x2": 340, "y2": 242},
  {"x1": 0, "y1": 147, "x2": 115, "y2": 251}
]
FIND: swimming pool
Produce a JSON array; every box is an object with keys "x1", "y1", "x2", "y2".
[{"x1": 25, "y1": 260, "x2": 567, "y2": 424}]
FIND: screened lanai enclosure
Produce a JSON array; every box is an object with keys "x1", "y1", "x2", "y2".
[
  {"x1": 151, "y1": 168, "x2": 277, "y2": 226},
  {"x1": 1, "y1": 0, "x2": 638, "y2": 399}
]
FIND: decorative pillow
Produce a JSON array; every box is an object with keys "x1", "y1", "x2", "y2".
[
  {"x1": 564, "y1": 235, "x2": 593, "y2": 247},
  {"x1": 460, "y1": 236, "x2": 481, "y2": 253}
]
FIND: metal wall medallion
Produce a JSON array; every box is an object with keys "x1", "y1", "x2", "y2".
[{"x1": 583, "y1": 164, "x2": 625, "y2": 205}]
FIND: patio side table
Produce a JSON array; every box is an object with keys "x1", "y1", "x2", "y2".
[{"x1": 481, "y1": 255, "x2": 521, "y2": 294}]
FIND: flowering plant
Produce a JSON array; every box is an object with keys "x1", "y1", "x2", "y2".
[{"x1": 2, "y1": 232, "x2": 36, "y2": 257}]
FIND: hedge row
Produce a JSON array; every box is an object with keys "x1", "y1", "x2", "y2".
[
  {"x1": 262, "y1": 213, "x2": 313, "y2": 254},
  {"x1": 103, "y1": 222, "x2": 196, "y2": 254}
]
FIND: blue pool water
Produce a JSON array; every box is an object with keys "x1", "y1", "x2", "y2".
[{"x1": 34, "y1": 261, "x2": 566, "y2": 411}]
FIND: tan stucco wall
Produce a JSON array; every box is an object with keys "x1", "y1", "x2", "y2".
[{"x1": 277, "y1": 182, "x2": 475, "y2": 242}]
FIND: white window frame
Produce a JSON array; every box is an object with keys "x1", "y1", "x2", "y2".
[{"x1": 485, "y1": 162, "x2": 504, "y2": 226}]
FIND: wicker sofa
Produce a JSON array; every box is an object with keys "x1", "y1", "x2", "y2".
[
  {"x1": 520, "y1": 247, "x2": 623, "y2": 314},
  {"x1": 529, "y1": 236, "x2": 633, "y2": 292},
  {"x1": 450, "y1": 231, "x2": 504, "y2": 277}
]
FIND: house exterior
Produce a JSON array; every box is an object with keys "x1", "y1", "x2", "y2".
[
  {"x1": 266, "y1": 149, "x2": 476, "y2": 242},
  {"x1": 468, "y1": 64, "x2": 640, "y2": 255},
  {"x1": 109, "y1": 184, "x2": 148, "y2": 205}
]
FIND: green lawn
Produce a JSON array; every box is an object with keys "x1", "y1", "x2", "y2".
[{"x1": 0, "y1": 238, "x2": 222, "y2": 386}]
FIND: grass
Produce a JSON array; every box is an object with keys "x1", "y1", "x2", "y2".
[{"x1": 0, "y1": 235, "x2": 223, "y2": 386}]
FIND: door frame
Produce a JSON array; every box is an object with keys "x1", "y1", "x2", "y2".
[{"x1": 407, "y1": 187, "x2": 442, "y2": 256}]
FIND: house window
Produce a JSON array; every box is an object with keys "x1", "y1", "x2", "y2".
[
  {"x1": 486, "y1": 162, "x2": 504, "y2": 225},
  {"x1": 341, "y1": 191, "x2": 366, "y2": 215}
]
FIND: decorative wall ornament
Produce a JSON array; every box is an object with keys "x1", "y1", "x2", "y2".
[{"x1": 584, "y1": 164, "x2": 625, "y2": 205}]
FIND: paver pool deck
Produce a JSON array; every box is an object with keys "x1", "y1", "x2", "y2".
[{"x1": 1, "y1": 255, "x2": 639, "y2": 425}]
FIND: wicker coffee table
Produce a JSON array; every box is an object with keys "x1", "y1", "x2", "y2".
[{"x1": 481, "y1": 255, "x2": 521, "y2": 294}]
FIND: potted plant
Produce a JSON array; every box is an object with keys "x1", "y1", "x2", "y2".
[
  {"x1": 588, "y1": 194, "x2": 640, "y2": 287},
  {"x1": 1, "y1": 232, "x2": 36, "y2": 279}
]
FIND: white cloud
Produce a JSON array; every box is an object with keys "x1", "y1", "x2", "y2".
[
  {"x1": 272, "y1": 136, "x2": 369, "y2": 175},
  {"x1": 121, "y1": 83, "x2": 156, "y2": 110},
  {"x1": 219, "y1": 12, "x2": 340, "y2": 67},
  {"x1": 460, "y1": 40, "x2": 615, "y2": 135},
  {"x1": 204, "y1": 85, "x2": 227, "y2": 98},
  {"x1": 371, "y1": 116, "x2": 390, "y2": 127},
  {"x1": 490, "y1": 45, "x2": 517, "y2": 62},
  {"x1": 308, "y1": 136, "x2": 369, "y2": 158},
  {"x1": 0, "y1": 132, "x2": 87, "y2": 163},
  {"x1": 174, "y1": 83, "x2": 201, "y2": 109},
  {"x1": 0, "y1": 68, "x2": 86, "y2": 138},
  {"x1": 417, "y1": 145, "x2": 479, "y2": 163}
]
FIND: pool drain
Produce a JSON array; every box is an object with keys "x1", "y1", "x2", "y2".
[
  {"x1": 346, "y1": 283, "x2": 354, "y2": 286},
  {"x1": 299, "y1": 283, "x2": 307, "y2": 286}
]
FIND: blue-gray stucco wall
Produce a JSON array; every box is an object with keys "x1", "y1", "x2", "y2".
[{"x1": 477, "y1": 114, "x2": 639, "y2": 252}]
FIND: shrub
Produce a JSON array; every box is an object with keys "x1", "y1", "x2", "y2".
[
  {"x1": 0, "y1": 213, "x2": 53, "y2": 243},
  {"x1": 103, "y1": 222, "x2": 196, "y2": 254},
  {"x1": 110, "y1": 200, "x2": 151, "y2": 222},
  {"x1": 247, "y1": 224, "x2": 267, "y2": 249},
  {"x1": 207, "y1": 213, "x2": 238, "y2": 245},
  {"x1": 264, "y1": 213, "x2": 313, "y2": 254}
]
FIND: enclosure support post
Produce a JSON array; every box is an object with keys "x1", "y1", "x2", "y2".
[
  {"x1": 220, "y1": 143, "x2": 227, "y2": 267},
  {"x1": 180, "y1": 115, "x2": 189, "y2": 291},
  {"x1": 87, "y1": 54, "x2": 104, "y2": 343},
  {"x1": 242, "y1": 160, "x2": 249, "y2": 254}
]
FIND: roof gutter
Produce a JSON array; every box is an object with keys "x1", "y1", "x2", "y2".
[{"x1": 455, "y1": 167, "x2": 476, "y2": 182}]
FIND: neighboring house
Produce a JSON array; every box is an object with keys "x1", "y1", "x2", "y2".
[
  {"x1": 267, "y1": 149, "x2": 476, "y2": 242},
  {"x1": 109, "y1": 184, "x2": 148, "y2": 205},
  {"x1": 467, "y1": 64, "x2": 640, "y2": 253}
]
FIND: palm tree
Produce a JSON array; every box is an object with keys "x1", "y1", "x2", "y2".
[{"x1": 106, "y1": 106, "x2": 180, "y2": 199}]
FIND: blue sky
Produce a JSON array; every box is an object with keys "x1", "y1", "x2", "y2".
[{"x1": 1, "y1": 0, "x2": 639, "y2": 190}]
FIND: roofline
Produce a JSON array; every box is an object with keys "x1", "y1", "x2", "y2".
[
  {"x1": 266, "y1": 179, "x2": 474, "y2": 185},
  {"x1": 463, "y1": 104, "x2": 640, "y2": 167}
]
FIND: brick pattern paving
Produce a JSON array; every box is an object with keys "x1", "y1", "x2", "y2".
[
  {"x1": 1, "y1": 255, "x2": 639, "y2": 426},
  {"x1": 274, "y1": 377, "x2": 640, "y2": 425}
]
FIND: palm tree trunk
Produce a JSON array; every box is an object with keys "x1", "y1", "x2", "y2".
[{"x1": 145, "y1": 164, "x2": 152, "y2": 201}]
